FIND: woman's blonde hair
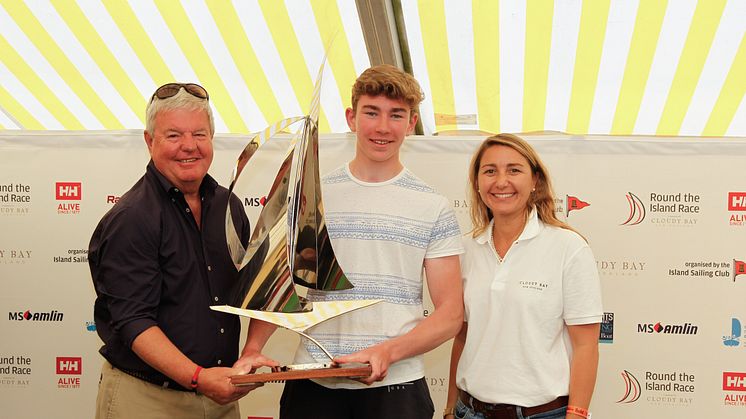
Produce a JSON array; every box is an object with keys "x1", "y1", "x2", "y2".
[{"x1": 468, "y1": 133, "x2": 582, "y2": 239}]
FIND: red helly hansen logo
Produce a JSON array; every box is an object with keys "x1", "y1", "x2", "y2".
[
  {"x1": 728, "y1": 192, "x2": 746, "y2": 211},
  {"x1": 56, "y1": 357, "x2": 82, "y2": 374},
  {"x1": 723, "y1": 372, "x2": 746, "y2": 391},
  {"x1": 55, "y1": 182, "x2": 81, "y2": 200}
]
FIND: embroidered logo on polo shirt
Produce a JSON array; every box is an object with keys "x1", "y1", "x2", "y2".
[{"x1": 519, "y1": 280, "x2": 548, "y2": 291}]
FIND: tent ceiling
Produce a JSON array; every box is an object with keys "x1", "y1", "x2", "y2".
[{"x1": 0, "y1": 0, "x2": 744, "y2": 137}]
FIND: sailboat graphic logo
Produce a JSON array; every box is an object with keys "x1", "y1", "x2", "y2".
[
  {"x1": 621, "y1": 192, "x2": 646, "y2": 226},
  {"x1": 617, "y1": 370, "x2": 641, "y2": 403},
  {"x1": 723, "y1": 318, "x2": 742, "y2": 347}
]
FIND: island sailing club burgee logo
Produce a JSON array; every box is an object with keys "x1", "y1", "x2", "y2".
[
  {"x1": 734, "y1": 260, "x2": 746, "y2": 282},
  {"x1": 566, "y1": 195, "x2": 590, "y2": 217}
]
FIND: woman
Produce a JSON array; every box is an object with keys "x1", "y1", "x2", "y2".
[{"x1": 444, "y1": 134, "x2": 602, "y2": 419}]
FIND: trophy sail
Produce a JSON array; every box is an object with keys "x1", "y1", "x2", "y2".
[
  {"x1": 225, "y1": 116, "x2": 303, "y2": 270},
  {"x1": 288, "y1": 104, "x2": 350, "y2": 291},
  {"x1": 225, "y1": 117, "x2": 311, "y2": 313},
  {"x1": 231, "y1": 146, "x2": 310, "y2": 313},
  {"x1": 216, "y1": 53, "x2": 381, "y2": 380},
  {"x1": 224, "y1": 54, "x2": 355, "y2": 315},
  {"x1": 226, "y1": 112, "x2": 354, "y2": 313}
]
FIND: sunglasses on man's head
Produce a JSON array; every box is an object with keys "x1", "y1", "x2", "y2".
[{"x1": 150, "y1": 83, "x2": 209, "y2": 103}]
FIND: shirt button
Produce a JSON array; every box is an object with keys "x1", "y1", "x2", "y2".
[
  {"x1": 207, "y1": 265, "x2": 212, "y2": 271},
  {"x1": 174, "y1": 188, "x2": 180, "y2": 193},
  {"x1": 217, "y1": 359, "x2": 222, "y2": 365},
  {"x1": 186, "y1": 208, "x2": 191, "y2": 213},
  {"x1": 220, "y1": 328, "x2": 225, "y2": 334},
  {"x1": 214, "y1": 296, "x2": 219, "y2": 302},
  {"x1": 171, "y1": 198, "x2": 175, "y2": 202}
]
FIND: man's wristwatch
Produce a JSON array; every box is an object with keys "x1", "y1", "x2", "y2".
[{"x1": 443, "y1": 406, "x2": 455, "y2": 418}]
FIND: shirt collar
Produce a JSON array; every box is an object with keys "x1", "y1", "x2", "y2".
[
  {"x1": 146, "y1": 160, "x2": 217, "y2": 199},
  {"x1": 474, "y1": 208, "x2": 543, "y2": 245}
]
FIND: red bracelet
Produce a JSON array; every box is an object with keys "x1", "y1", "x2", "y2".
[
  {"x1": 190, "y1": 366, "x2": 203, "y2": 389},
  {"x1": 566, "y1": 405, "x2": 589, "y2": 418}
]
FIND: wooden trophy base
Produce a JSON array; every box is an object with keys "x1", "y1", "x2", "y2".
[{"x1": 230, "y1": 364, "x2": 372, "y2": 385}]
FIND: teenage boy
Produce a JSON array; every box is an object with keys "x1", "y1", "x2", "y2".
[{"x1": 238, "y1": 65, "x2": 464, "y2": 419}]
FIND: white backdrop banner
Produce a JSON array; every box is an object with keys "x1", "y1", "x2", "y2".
[{"x1": 1, "y1": 130, "x2": 745, "y2": 419}]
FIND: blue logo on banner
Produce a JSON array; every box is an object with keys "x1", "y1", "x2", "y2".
[{"x1": 723, "y1": 318, "x2": 743, "y2": 347}]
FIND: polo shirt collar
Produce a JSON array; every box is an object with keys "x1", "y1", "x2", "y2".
[{"x1": 474, "y1": 208, "x2": 543, "y2": 245}]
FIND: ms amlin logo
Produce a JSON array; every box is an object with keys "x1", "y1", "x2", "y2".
[
  {"x1": 245, "y1": 196, "x2": 267, "y2": 207},
  {"x1": 9, "y1": 309, "x2": 64, "y2": 322},
  {"x1": 618, "y1": 370, "x2": 642, "y2": 403},
  {"x1": 621, "y1": 192, "x2": 645, "y2": 226}
]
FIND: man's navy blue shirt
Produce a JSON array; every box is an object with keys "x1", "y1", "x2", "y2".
[{"x1": 89, "y1": 161, "x2": 249, "y2": 381}]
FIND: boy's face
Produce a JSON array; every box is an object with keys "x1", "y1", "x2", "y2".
[{"x1": 346, "y1": 94, "x2": 418, "y2": 166}]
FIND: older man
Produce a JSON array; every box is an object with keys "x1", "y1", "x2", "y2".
[{"x1": 89, "y1": 83, "x2": 256, "y2": 419}]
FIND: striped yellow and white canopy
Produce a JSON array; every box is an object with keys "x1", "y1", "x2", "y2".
[
  {"x1": 0, "y1": 0, "x2": 744, "y2": 137},
  {"x1": 403, "y1": 0, "x2": 745, "y2": 136},
  {"x1": 0, "y1": 0, "x2": 369, "y2": 133}
]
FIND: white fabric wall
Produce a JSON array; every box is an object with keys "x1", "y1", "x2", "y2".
[{"x1": 1, "y1": 131, "x2": 745, "y2": 418}]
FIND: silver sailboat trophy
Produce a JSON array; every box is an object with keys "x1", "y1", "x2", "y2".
[{"x1": 211, "y1": 58, "x2": 380, "y2": 383}]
